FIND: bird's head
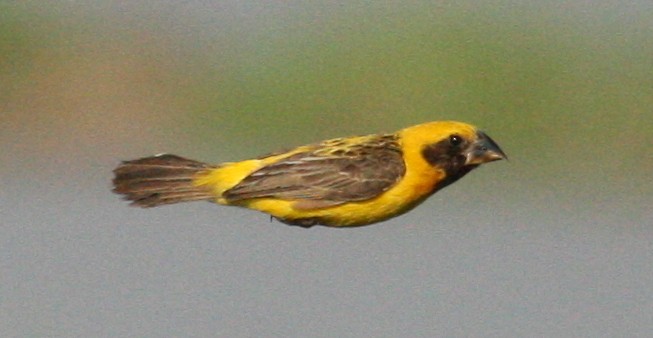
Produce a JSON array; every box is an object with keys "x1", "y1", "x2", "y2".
[{"x1": 401, "y1": 121, "x2": 507, "y2": 185}]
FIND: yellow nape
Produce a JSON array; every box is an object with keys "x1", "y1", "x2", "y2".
[{"x1": 399, "y1": 121, "x2": 478, "y2": 151}]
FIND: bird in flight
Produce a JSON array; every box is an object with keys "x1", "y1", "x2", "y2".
[{"x1": 112, "y1": 121, "x2": 506, "y2": 228}]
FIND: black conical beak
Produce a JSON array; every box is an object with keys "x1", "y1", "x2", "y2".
[{"x1": 464, "y1": 131, "x2": 507, "y2": 165}]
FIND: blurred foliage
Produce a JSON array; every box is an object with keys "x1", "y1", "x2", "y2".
[{"x1": 2, "y1": 1, "x2": 652, "y2": 194}]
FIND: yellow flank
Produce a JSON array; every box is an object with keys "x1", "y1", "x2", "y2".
[{"x1": 192, "y1": 121, "x2": 482, "y2": 227}]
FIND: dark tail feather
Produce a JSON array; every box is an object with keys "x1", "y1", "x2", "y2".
[{"x1": 112, "y1": 154, "x2": 215, "y2": 207}]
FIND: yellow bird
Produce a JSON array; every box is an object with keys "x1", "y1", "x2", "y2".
[{"x1": 112, "y1": 121, "x2": 506, "y2": 227}]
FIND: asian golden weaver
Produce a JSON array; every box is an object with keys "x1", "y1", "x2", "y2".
[{"x1": 112, "y1": 121, "x2": 506, "y2": 227}]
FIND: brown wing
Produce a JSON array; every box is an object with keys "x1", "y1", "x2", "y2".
[{"x1": 222, "y1": 135, "x2": 405, "y2": 209}]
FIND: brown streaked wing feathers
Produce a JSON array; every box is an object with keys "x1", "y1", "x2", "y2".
[{"x1": 222, "y1": 135, "x2": 405, "y2": 209}]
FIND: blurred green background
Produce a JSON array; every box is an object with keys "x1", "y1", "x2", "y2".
[{"x1": 2, "y1": 1, "x2": 652, "y2": 336}]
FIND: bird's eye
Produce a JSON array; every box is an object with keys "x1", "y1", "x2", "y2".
[{"x1": 449, "y1": 134, "x2": 462, "y2": 147}]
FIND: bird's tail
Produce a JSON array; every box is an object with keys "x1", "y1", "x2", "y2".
[{"x1": 112, "y1": 154, "x2": 215, "y2": 207}]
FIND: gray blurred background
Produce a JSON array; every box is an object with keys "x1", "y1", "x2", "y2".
[{"x1": 2, "y1": 1, "x2": 652, "y2": 337}]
